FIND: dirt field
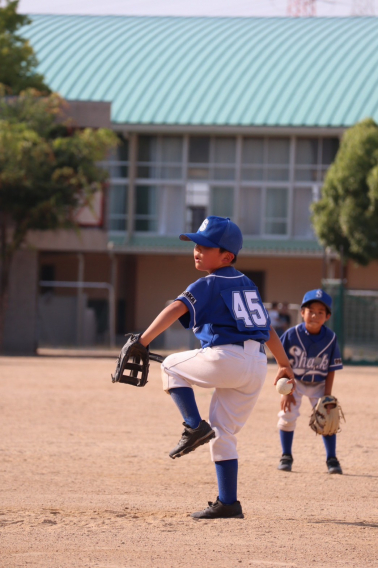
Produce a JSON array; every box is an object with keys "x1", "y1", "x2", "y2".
[{"x1": 0, "y1": 354, "x2": 377, "y2": 568}]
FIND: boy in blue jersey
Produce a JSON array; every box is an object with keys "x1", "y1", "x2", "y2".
[
  {"x1": 276, "y1": 289, "x2": 343, "y2": 475},
  {"x1": 139, "y1": 216, "x2": 294, "y2": 519}
]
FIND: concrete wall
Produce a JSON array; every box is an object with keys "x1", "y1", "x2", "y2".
[
  {"x1": 3, "y1": 248, "x2": 377, "y2": 353},
  {"x1": 136, "y1": 254, "x2": 198, "y2": 330},
  {"x1": 28, "y1": 228, "x2": 108, "y2": 252},
  {"x1": 39, "y1": 252, "x2": 114, "y2": 301},
  {"x1": 3, "y1": 250, "x2": 38, "y2": 354},
  {"x1": 347, "y1": 260, "x2": 378, "y2": 290},
  {"x1": 237, "y1": 256, "x2": 324, "y2": 305},
  {"x1": 60, "y1": 101, "x2": 112, "y2": 129}
]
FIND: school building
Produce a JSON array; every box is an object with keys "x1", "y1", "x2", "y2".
[{"x1": 4, "y1": 15, "x2": 378, "y2": 354}]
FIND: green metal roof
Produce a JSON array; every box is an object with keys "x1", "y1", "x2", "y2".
[
  {"x1": 22, "y1": 15, "x2": 378, "y2": 128},
  {"x1": 108, "y1": 234, "x2": 323, "y2": 256}
]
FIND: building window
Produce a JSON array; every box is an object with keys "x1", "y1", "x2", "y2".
[
  {"x1": 137, "y1": 136, "x2": 158, "y2": 179},
  {"x1": 295, "y1": 138, "x2": 318, "y2": 182},
  {"x1": 188, "y1": 136, "x2": 210, "y2": 180},
  {"x1": 266, "y1": 138, "x2": 290, "y2": 181},
  {"x1": 135, "y1": 185, "x2": 185, "y2": 234},
  {"x1": 264, "y1": 187, "x2": 288, "y2": 236},
  {"x1": 213, "y1": 138, "x2": 236, "y2": 180},
  {"x1": 241, "y1": 137, "x2": 290, "y2": 182},
  {"x1": 40, "y1": 265, "x2": 55, "y2": 294},
  {"x1": 108, "y1": 183, "x2": 128, "y2": 232},
  {"x1": 158, "y1": 186, "x2": 185, "y2": 234},
  {"x1": 320, "y1": 138, "x2": 339, "y2": 181},
  {"x1": 105, "y1": 132, "x2": 339, "y2": 240},
  {"x1": 295, "y1": 138, "x2": 339, "y2": 182},
  {"x1": 160, "y1": 136, "x2": 183, "y2": 179},
  {"x1": 239, "y1": 187, "x2": 262, "y2": 235},
  {"x1": 211, "y1": 186, "x2": 234, "y2": 217},
  {"x1": 242, "y1": 138, "x2": 264, "y2": 181},
  {"x1": 135, "y1": 185, "x2": 157, "y2": 232},
  {"x1": 102, "y1": 135, "x2": 128, "y2": 179},
  {"x1": 292, "y1": 186, "x2": 315, "y2": 238},
  {"x1": 185, "y1": 182, "x2": 209, "y2": 231},
  {"x1": 240, "y1": 186, "x2": 290, "y2": 237},
  {"x1": 137, "y1": 136, "x2": 183, "y2": 180}
]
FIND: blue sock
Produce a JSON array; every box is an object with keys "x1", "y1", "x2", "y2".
[
  {"x1": 215, "y1": 459, "x2": 238, "y2": 505},
  {"x1": 322, "y1": 434, "x2": 336, "y2": 460},
  {"x1": 168, "y1": 387, "x2": 201, "y2": 429},
  {"x1": 279, "y1": 430, "x2": 294, "y2": 456}
]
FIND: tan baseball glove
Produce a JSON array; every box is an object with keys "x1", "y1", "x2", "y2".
[{"x1": 309, "y1": 395, "x2": 345, "y2": 436}]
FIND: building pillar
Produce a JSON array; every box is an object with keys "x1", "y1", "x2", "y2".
[
  {"x1": 127, "y1": 133, "x2": 137, "y2": 243},
  {"x1": 76, "y1": 253, "x2": 84, "y2": 346},
  {"x1": 109, "y1": 253, "x2": 117, "y2": 348}
]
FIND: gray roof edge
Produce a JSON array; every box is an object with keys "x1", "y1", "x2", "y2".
[{"x1": 111, "y1": 123, "x2": 346, "y2": 136}]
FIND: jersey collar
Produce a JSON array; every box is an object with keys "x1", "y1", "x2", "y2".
[{"x1": 209, "y1": 266, "x2": 241, "y2": 277}]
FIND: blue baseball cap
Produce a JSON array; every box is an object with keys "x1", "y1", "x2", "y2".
[
  {"x1": 301, "y1": 289, "x2": 332, "y2": 313},
  {"x1": 179, "y1": 216, "x2": 243, "y2": 257}
]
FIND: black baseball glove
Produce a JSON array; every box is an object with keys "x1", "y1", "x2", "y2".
[
  {"x1": 111, "y1": 333, "x2": 150, "y2": 387},
  {"x1": 111, "y1": 333, "x2": 165, "y2": 387}
]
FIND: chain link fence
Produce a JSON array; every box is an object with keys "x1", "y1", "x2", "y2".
[{"x1": 322, "y1": 279, "x2": 378, "y2": 365}]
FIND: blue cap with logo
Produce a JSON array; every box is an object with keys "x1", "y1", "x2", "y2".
[
  {"x1": 179, "y1": 216, "x2": 243, "y2": 257},
  {"x1": 301, "y1": 289, "x2": 332, "y2": 313}
]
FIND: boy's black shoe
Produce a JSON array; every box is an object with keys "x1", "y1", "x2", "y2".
[
  {"x1": 277, "y1": 454, "x2": 293, "y2": 471},
  {"x1": 327, "y1": 457, "x2": 343, "y2": 474},
  {"x1": 169, "y1": 420, "x2": 215, "y2": 459},
  {"x1": 191, "y1": 498, "x2": 244, "y2": 519}
]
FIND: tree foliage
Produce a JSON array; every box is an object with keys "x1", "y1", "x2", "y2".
[
  {"x1": 0, "y1": 0, "x2": 49, "y2": 93},
  {"x1": 0, "y1": 88, "x2": 118, "y2": 349},
  {"x1": 312, "y1": 118, "x2": 378, "y2": 266}
]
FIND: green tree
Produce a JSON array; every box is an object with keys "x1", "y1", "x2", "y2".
[
  {"x1": 312, "y1": 118, "x2": 378, "y2": 266},
  {"x1": 0, "y1": 0, "x2": 49, "y2": 93},
  {"x1": 0, "y1": 88, "x2": 118, "y2": 351}
]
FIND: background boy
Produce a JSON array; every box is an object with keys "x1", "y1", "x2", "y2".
[
  {"x1": 139, "y1": 216, "x2": 294, "y2": 519},
  {"x1": 276, "y1": 289, "x2": 343, "y2": 474}
]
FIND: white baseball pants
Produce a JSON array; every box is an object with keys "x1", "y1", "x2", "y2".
[
  {"x1": 161, "y1": 340, "x2": 267, "y2": 462},
  {"x1": 277, "y1": 379, "x2": 326, "y2": 432}
]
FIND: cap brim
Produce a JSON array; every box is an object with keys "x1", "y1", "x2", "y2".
[
  {"x1": 179, "y1": 233, "x2": 220, "y2": 248},
  {"x1": 301, "y1": 300, "x2": 331, "y2": 313}
]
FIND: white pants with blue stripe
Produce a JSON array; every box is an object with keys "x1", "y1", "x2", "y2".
[
  {"x1": 277, "y1": 379, "x2": 326, "y2": 432},
  {"x1": 161, "y1": 340, "x2": 267, "y2": 462}
]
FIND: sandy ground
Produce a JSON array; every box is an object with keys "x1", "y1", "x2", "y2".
[{"x1": 0, "y1": 354, "x2": 377, "y2": 568}]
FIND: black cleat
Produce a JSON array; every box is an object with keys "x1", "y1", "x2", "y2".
[
  {"x1": 277, "y1": 454, "x2": 293, "y2": 472},
  {"x1": 327, "y1": 457, "x2": 343, "y2": 474},
  {"x1": 191, "y1": 497, "x2": 244, "y2": 519},
  {"x1": 169, "y1": 420, "x2": 215, "y2": 459}
]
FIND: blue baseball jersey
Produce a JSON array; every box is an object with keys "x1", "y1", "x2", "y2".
[
  {"x1": 281, "y1": 323, "x2": 343, "y2": 383},
  {"x1": 175, "y1": 266, "x2": 271, "y2": 348}
]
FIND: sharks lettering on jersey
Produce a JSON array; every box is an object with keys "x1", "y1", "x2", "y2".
[
  {"x1": 281, "y1": 322, "x2": 343, "y2": 383},
  {"x1": 288, "y1": 345, "x2": 330, "y2": 377}
]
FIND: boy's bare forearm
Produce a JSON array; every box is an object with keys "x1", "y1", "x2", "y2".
[
  {"x1": 139, "y1": 301, "x2": 188, "y2": 347},
  {"x1": 324, "y1": 371, "x2": 335, "y2": 395},
  {"x1": 266, "y1": 326, "x2": 295, "y2": 382},
  {"x1": 266, "y1": 326, "x2": 291, "y2": 367}
]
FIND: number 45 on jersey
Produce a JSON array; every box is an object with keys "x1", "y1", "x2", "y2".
[{"x1": 232, "y1": 290, "x2": 269, "y2": 328}]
